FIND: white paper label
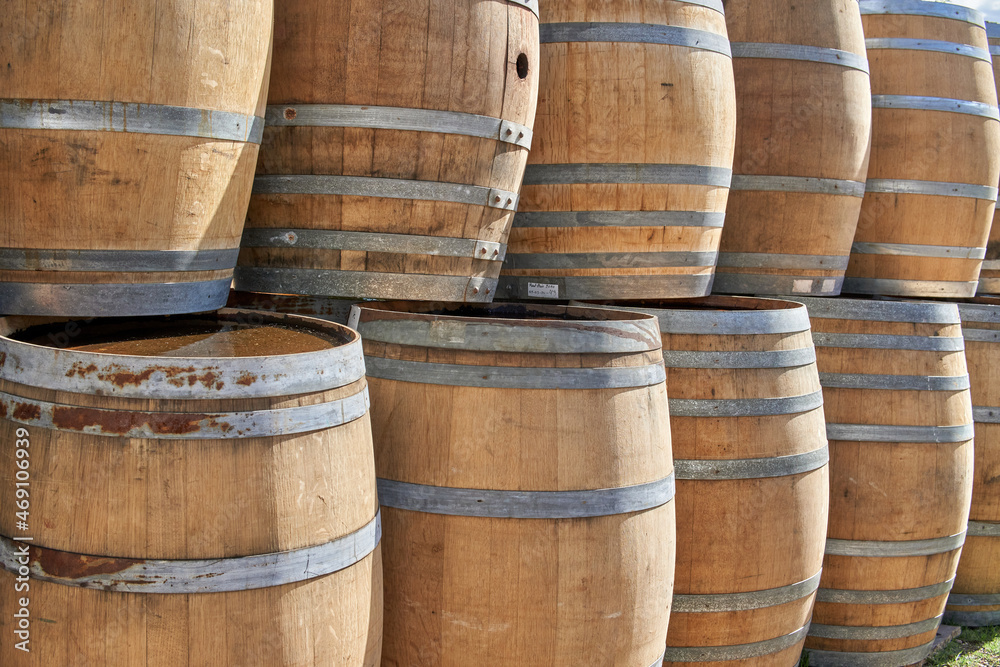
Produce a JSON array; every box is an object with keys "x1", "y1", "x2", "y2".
[
  {"x1": 527, "y1": 282, "x2": 559, "y2": 298},
  {"x1": 791, "y1": 279, "x2": 814, "y2": 294},
  {"x1": 822, "y1": 279, "x2": 837, "y2": 293}
]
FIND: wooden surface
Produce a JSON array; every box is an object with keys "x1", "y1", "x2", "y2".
[
  {"x1": 360, "y1": 302, "x2": 675, "y2": 666},
  {"x1": 615, "y1": 297, "x2": 828, "y2": 667},
  {"x1": 979, "y1": 26, "x2": 1000, "y2": 295},
  {"x1": 714, "y1": 0, "x2": 871, "y2": 296},
  {"x1": 238, "y1": 0, "x2": 539, "y2": 301},
  {"x1": 801, "y1": 299, "x2": 974, "y2": 660},
  {"x1": 0, "y1": 314, "x2": 381, "y2": 666},
  {"x1": 0, "y1": 1, "x2": 272, "y2": 308},
  {"x1": 499, "y1": 0, "x2": 736, "y2": 300},
  {"x1": 846, "y1": 10, "x2": 1000, "y2": 297}
]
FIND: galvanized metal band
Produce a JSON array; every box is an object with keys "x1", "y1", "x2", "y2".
[
  {"x1": 811, "y1": 332, "x2": 964, "y2": 351},
  {"x1": 808, "y1": 615, "x2": 942, "y2": 641},
  {"x1": 712, "y1": 273, "x2": 844, "y2": 296},
  {"x1": 674, "y1": 446, "x2": 828, "y2": 480},
  {"x1": 0, "y1": 386, "x2": 370, "y2": 439},
  {"x1": 825, "y1": 422, "x2": 974, "y2": 443},
  {"x1": 818, "y1": 372, "x2": 970, "y2": 391},
  {"x1": 972, "y1": 406, "x2": 1000, "y2": 423},
  {"x1": 869, "y1": 95, "x2": 1000, "y2": 120},
  {"x1": 496, "y1": 274, "x2": 714, "y2": 301},
  {"x1": 989, "y1": 21, "x2": 1000, "y2": 38},
  {"x1": 859, "y1": 0, "x2": 985, "y2": 25},
  {"x1": 730, "y1": 174, "x2": 867, "y2": 196},
  {"x1": 0, "y1": 99, "x2": 264, "y2": 143},
  {"x1": 851, "y1": 241, "x2": 987, "y2": 260},
  {"x1": 982, "y1": 260, "x2": 1000, "y2": 269},
  {"x1": 731, "y1": 42, "x2": 869, "y2": 72},
  {"x1": 522, "y1": 163, "x2": 733, "y2": 187},
  {"x1": 792, "y1": 295, "x2": 962, "y2": 324},
  {"x1": 968, "y1": 520, "x2": 1000, "y2": 536},
  {"x1": 0, "y1": 512, "x2": 380, "y2": 594},
  {"x1": 649, "y1": 651, "x2": 666, "y2": 667},
  {"x1": 825, "y1": 531, "x2": 967, "y2": 557},
  {"x1": 943, "y1": 610, "x2": 1000, "y2": 626},
  {"x1": 539, "y1": 23, "x2": 732, "y2": 57},
  {"x1": 240, "y1": 228, "x2": 506, "y2": 262},
  {"x1": 662, "y1": 624, "x2": 809, "y2": 662},
  {"x1": 668, "y1": 390, "x2": 824, "y2": 418},
  {"x1": 674, "y1": 0, "x2": 724, "y2": 12},
  {"x1": 806, "y1": 642, "x2": 935, "y2": 667},
  {"x1": 672, "y1": 572, "x2": 823, "y2": 613},
  {"x1": 947, "y1": 590, "x2": 1000, "y2": 606},
  {"x1": 502, "y1": 250, "x2": 718, "y2": 270},
  {"x1": 978, "y1": 277, "x2": 1000, "y2": 294},
  {"x1": 252, "y1": 175, "x2": 520, "y2": 211},
  {"x1": 262, "y1": 104, "x2": 533, "y2": 149},
  {"x1": 865, "y1": 177, "x2": 999, "y2": 200},
  {"x1": 356, "y1": 315, "x2": 662, "y2": 355},
  {"x1": 992, "y1": 45, "x2": 1000, "y2": 56},
  {"x1": 841, "y1": 277, "x2": 980, "y2": 298},
  {"x1": 376, "y1": 473, "x2": 675, "y2": 519},
  {"x1": 958, "y1": 328, "x2": 1000, "y2": 343},
  {"x1": 364, "y1": 356, "x2": 667, "y2": 389},
  {"x1": 662, "y1": 346, "x2": 816, "y2": 369},
  {"x1": 817, "y1": 577, "x2": 955, "y2": 604},
  {"x1": 865, "y1": 37, "x2": 992, "y2": 61},
  {"x1": 234, "y1": 268, "x2": 497, "y2": 302},
  {"x1": 0, "y1": 308, "x2": 366, "y2": 399},
  {"x1": 0, "y1": 278, "x2": 232, "y2": 318},
  {"x1": 959, "y1": 302, "x2": 1000, "y2": 323},
  {"x1": 636, "y1": 303, "x2": 811, "y2": 335},
  {"x1": 0, "y1": 247, "x2": 239, "y2": 272},
  {"x1": 506, "y1": 0, "x2": 539, "y2": 19},
  {"x1": 511, "y1": 210, "x2": 726, "y2": 228},
  {"x1": 717, "y1": 252, "x2": 851, "y2": 270}
]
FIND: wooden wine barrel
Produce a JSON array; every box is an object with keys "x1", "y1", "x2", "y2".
[
  {"x1": 980, "y1": 22, "x2": 1000, "y2": 296},
  {"x1": 354, "y1": 302, "x2": 675, "y2": 666},
  {"x1": 586, "y1": 297, "x2": 829, "y2": 666},
  {"x1": 943, "y1": 300, "x2": 1000, "y2": 627},
  {"x1": 712, "y1": 0, "x2": 872, "y2": 297},
  {"x1": 845, "y1": 0, "x2": 1000, "y2": 298},
  {"x1": 794, "y1": 297, "x2": 973, "y2": 667},
  {"x1": 234, "y1": 0, "x2": 539, "y2": 303},
  {"x1": 0, "y1": 2, "x2": 272, "y2": 316},
  {"x1": 496, "y1": 0, "x2": 736, "y2": 301},
  {"x1": 0, "y1": 311, "x2": 381, "y2": 666},
  {"x1": 227, "y1": 290, "x2": 359, "y2": 325}
]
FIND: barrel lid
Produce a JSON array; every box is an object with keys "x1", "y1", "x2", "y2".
[
  {"x1": 349, "y1": 301, "x2": 663, "y2": 354},
  {"x1": 0, "y1": 309, "x2": 365, "y2": 399},
  {"x1": 573, "y1": 296, "x2": 811, "y2": 335},
  {"x1": 859, "y1": 0, "x2": 986, "y2": 27},
  {"x1": 792, "y1": 296, "x2": 961, "y2": 324}
]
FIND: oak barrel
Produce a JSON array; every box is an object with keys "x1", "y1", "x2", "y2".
[
  {"x1": 585, "y1": 297, "x2": 829, "y2": 666},
  {"x1": 979, "y1": 22, "x2": 1000, "y2": 296},
  {"x1": 943, "y1": 300, "x2": 1000, "y2": 627},
  {"x1": 234, "y1": 0, "x2": 539, "y2": 302},
  {"x1": 845, "y1": 0, "x2": 1000, "y2": 298},
  {"x1": 0, "y1": 2, "x2": 273, "y2": 316},
  {"x1": 0, "y1": 311, "x2": 381, "y2": 665},
  {"x1": 354, "y1": 301, "x2": 675, "y2": 666},
  {"x1": 497, "y1": 0, "x2": 736, "y2": 301},
  {"x1": 227, "y1": 290, "x2": 359, "y2": 326},
  {"x1": 713, "y1": 0, "x2": 872, "y2": 297},
  {"x1": 794, "y1": 297, "x2": 973, "y2": 667}
]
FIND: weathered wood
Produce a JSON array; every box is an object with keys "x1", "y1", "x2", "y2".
[
  {"x1": 498, "y1": 0, "x2": 736, "y2": 301},
  {"x1": 713, "y1": 0, "x2": 872, "y2": 297},
  {"x1": 357, "y1": 301, "x2": 674, "y2": 666},
  {"x1": 943, "y1": 299, "x2": 1000, "y2": 627},
  {"x1": 795, "y1": 296, "x2": 974, "y2": 667},
  {"x1": 845, "y1": 0, "x2": 1000, "y2": 298},
  {"x1": 236, "y1": 0, "x2": 539, "y2": 302},
  {"x1": 588, "y1": 297, "x2": 828, "y2": 667},
  {"x1": 0, "y1": 1, "x2": 273, "y2": 316},
  {"x1": 0, "y1": 310, "x2": 381, "y2": 666},
  {"x1": 979, "y1": 22, "x2": 1000, "y2": 296}
]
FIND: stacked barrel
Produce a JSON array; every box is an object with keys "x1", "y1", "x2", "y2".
[{"x1": 982, "y1": 23, "x2": 1000, "y2": 295}]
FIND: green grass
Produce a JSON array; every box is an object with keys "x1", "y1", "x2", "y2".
[{"x1": 926, "y1": 626, "x2": 1000, "y2": 667}]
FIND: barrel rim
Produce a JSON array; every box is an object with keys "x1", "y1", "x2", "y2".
[
  {"x1": 0, "y1": 308, "x2": 367, "y2": 399},
  {"x1": 859, "y1": 0, "x2": 985, "y2": 27},
  {"x1": 791, "y1": 296, "x2": 961, "y2": 324},
  {"x1": 350, "y1": 301, "x2": 664, "y2": 353}
]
